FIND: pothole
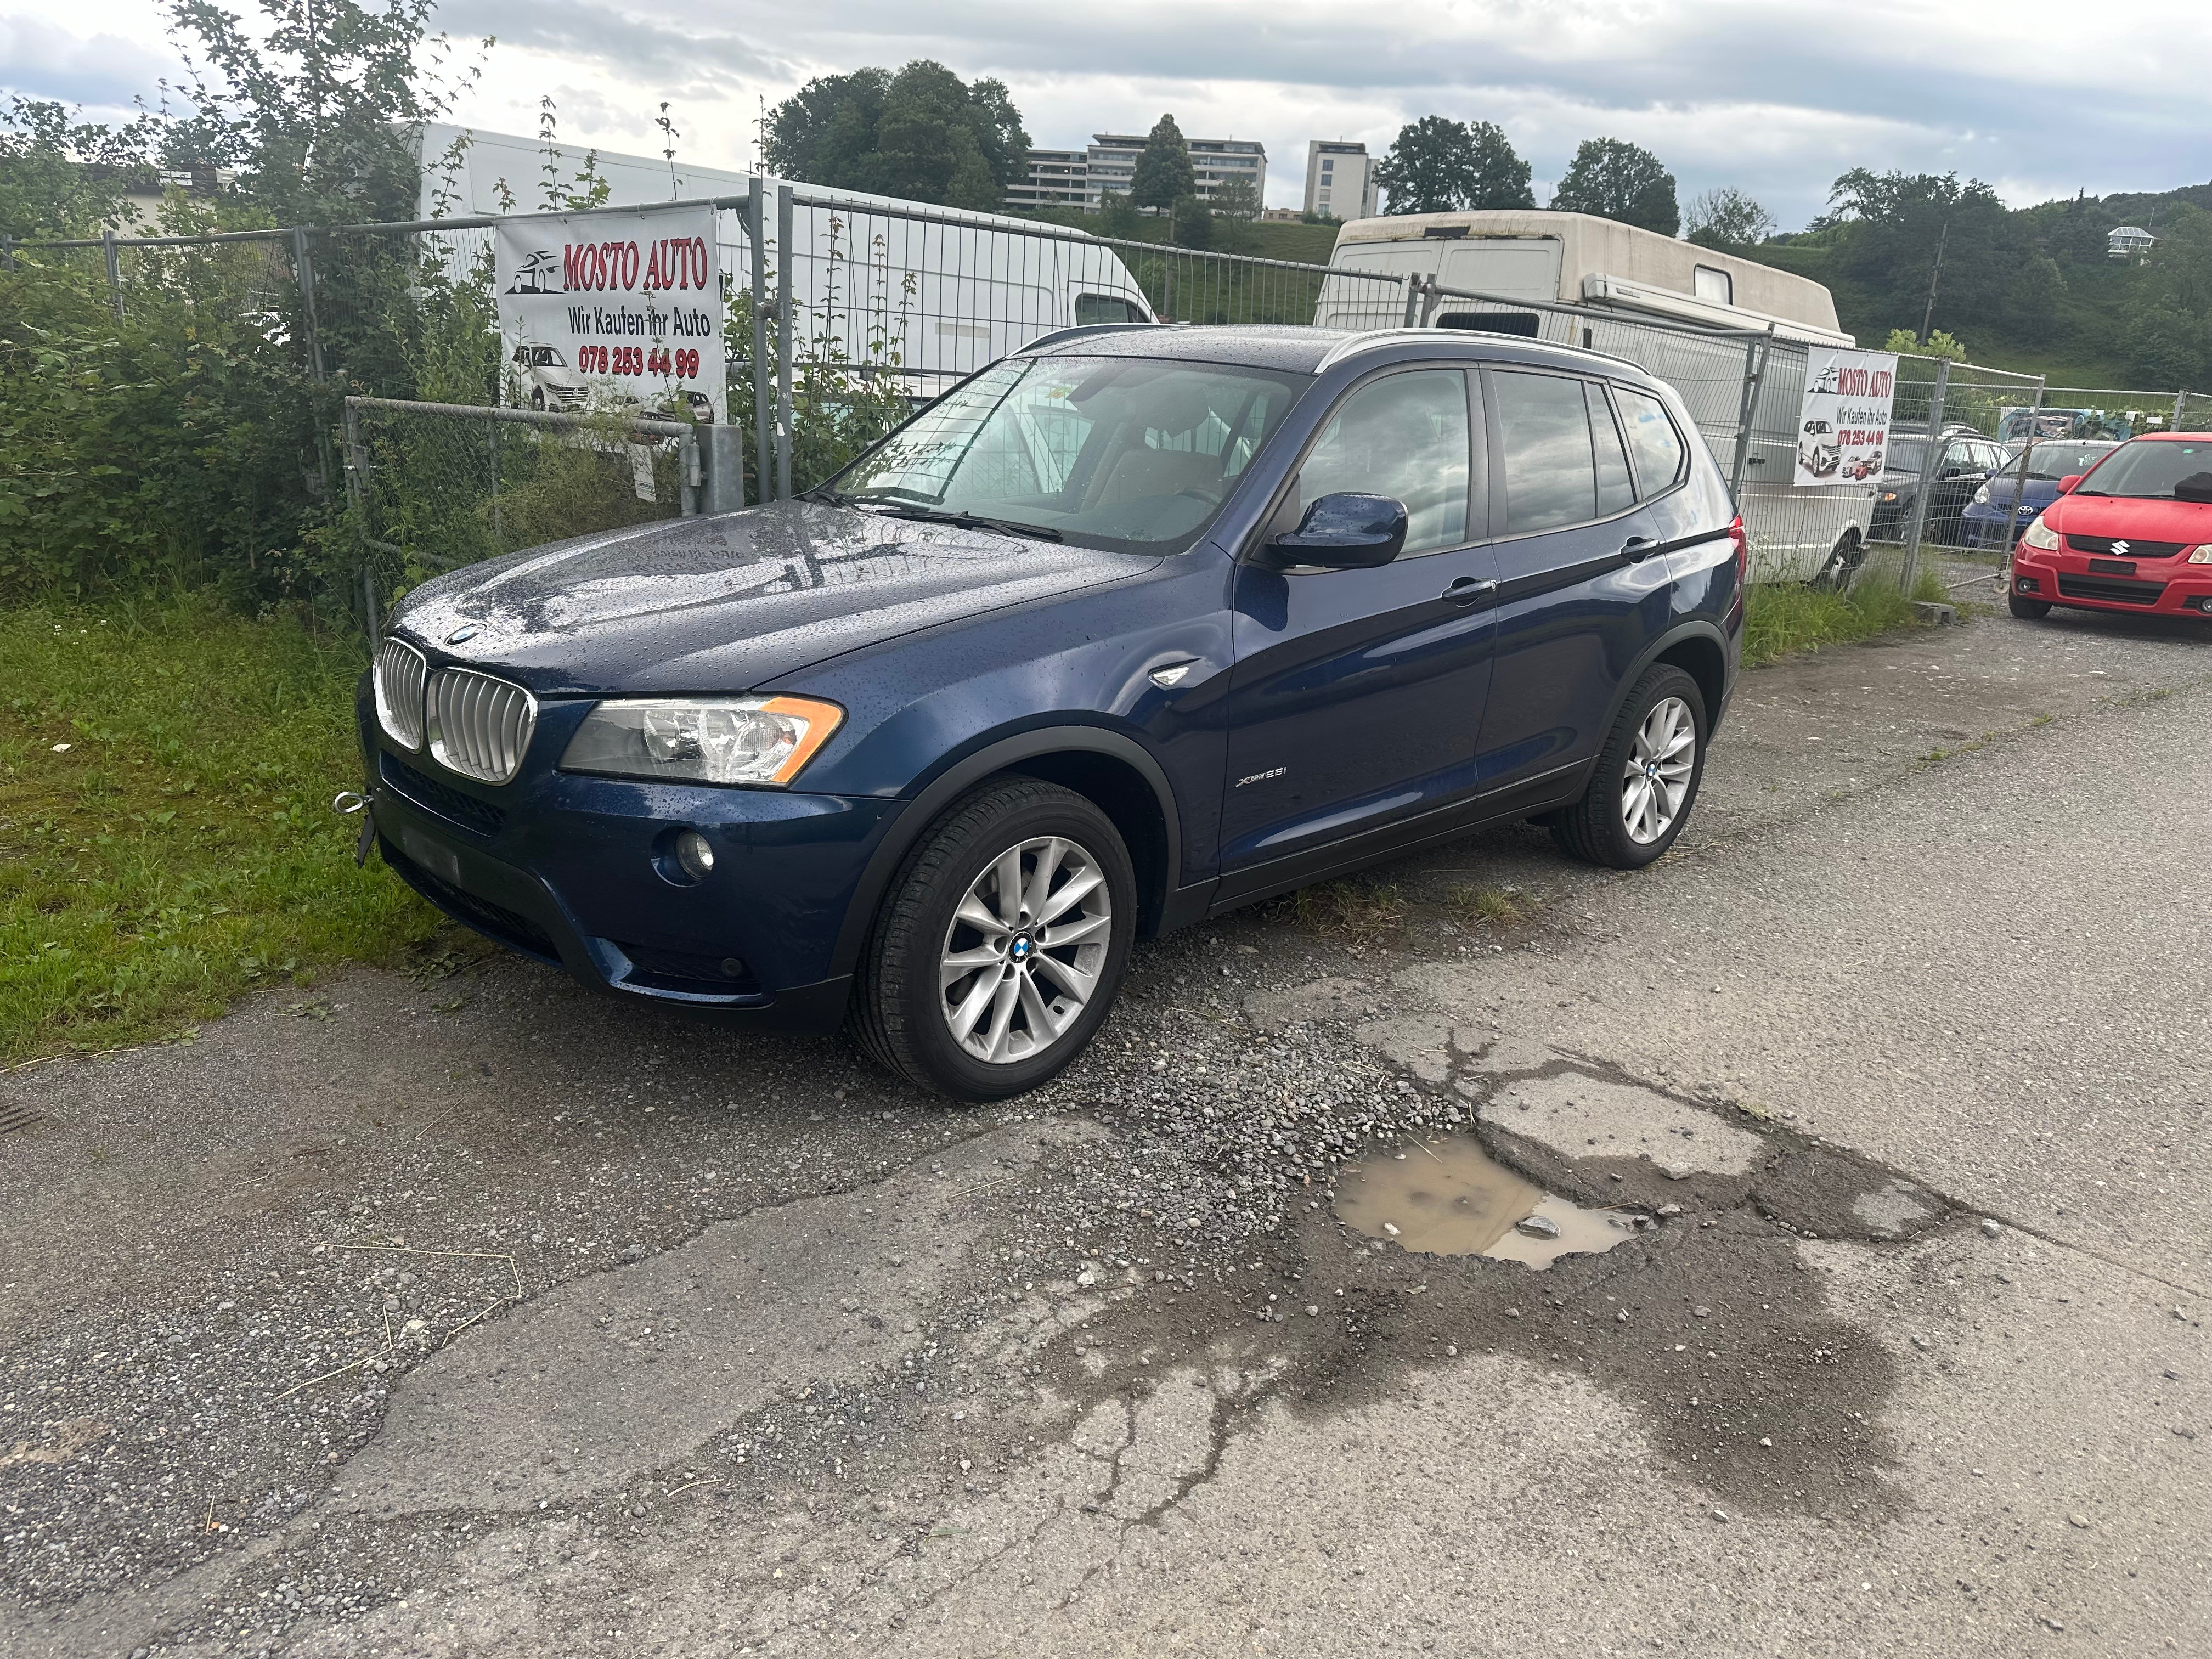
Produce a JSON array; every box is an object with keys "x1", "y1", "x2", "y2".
[{"x1": 1335, "y1": 1135, "x2": 1641, "y2": 1268}]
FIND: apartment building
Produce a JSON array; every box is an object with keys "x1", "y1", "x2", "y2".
[
  {"x1": 1006, "y1": 134, "x2": 1268, "y2": 212},
  {"x1": 1305, "y1": 141, "x2": 1377, "y2": 221}
]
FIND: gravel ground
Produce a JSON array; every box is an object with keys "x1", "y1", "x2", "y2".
[{"x1": 3, "y1": 597, "x2": 2208, "y2": 1657}]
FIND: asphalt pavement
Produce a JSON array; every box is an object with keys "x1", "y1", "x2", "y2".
[{"x1": 3, "y1": 595, "x2": 2208, "y2": 1658}]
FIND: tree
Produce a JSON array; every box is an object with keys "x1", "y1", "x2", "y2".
[
  {"x1": 1171, "y1": 193, "x2": 1212, "y2": 250},
  {"x1": 1818, "y1": 169, "x2": 2018, "y2": 345},
  {"x1": 1210, "y1": 175, "x2": 1258, "y2": 251},
  {"x1": 1375, "y1": 116, "x2": 1469, "y2": 215},
  {"x1": 1462, "y1": 122, "x2": 1534, "y2": 211},
  {"x1": 0, "y1": 98, "x2": 159, "y2": 240},
  {"x1": 162, "y1": 0, "x2": 484, "y2": 224},
  {"x1": 1128, "y1": 115, "x2": 1195, "y2": 212},
  {"x1": 762, "y1": 60, "x2": 1029, "y2": 211},
  {"x1": 1684, "y1": 187, "x2": 1775, "y2": 251},
  {"x1": 1550, "y1": 138, "x2": 1679, "y2": 235},
  {"x1": 1096, "y1": 190, "x2": 1139, "y2": 237},
  {"x1": 1373, "y1": 117, "x2": 1531, "y2": 216},
  {"x1": 1883, "y1": 327, "x2": 1967, "y2": 362}
]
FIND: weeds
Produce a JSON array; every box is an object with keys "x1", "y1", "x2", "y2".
[
  {"x1": 1290, "y1": 880, "x2": 1406, "y2": 941},
  {"x1": 1742, "y1": 573, "x2": 1939, "y2": 668},
  {"x1": 0, "y1": 595, "x2": 441, "y2": 1063},
  {"x1": 1447, "y1": 883, "x2": 1523, "y2": 926}
]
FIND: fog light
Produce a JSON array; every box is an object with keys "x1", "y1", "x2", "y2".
[
  {"x1": 673, "y1": 830, "x2": 715, "y2": 881},
  {"x1": 2016, "y1": 576, "x2": 2039, "y2": 593}
]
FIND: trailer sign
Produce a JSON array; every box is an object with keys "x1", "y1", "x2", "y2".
[
  {"x1": 494, "y1": 208, "x2": 725, "y2": 424},
  {"x1": 1795, "y1": 348, "x2": 1897, "y2": 487}
]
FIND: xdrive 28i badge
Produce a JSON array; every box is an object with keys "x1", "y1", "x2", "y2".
[{"x1": 1236, "y1": 766, "x2": 1288, "y2": 787}]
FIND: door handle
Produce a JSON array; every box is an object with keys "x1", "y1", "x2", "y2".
[
  {"x1": 1622, "y1": 535, "x2": 1662, "y2": 561},
  {"x1": 1441, "y1": 577, "x2": 1498, "y2": 606}
]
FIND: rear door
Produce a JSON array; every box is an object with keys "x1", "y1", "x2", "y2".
[
  {"x1": 1474, "y1": 368, "x2": 1678, "y2": 797},
  {"x1": 1219, "y1": 366, "x2": 1500, "y2": 881}
]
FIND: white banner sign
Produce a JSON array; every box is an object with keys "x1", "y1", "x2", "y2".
[
  {"x1": 494, "y1": 208, "x2": 725, "y2": 425},
  {"x1": 1794, "y1": 348, "x2": 1898, "y2": 487}
]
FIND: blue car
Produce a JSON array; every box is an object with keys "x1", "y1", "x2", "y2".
[
  {"x1": 357, "y1": 325, "x2": 1745, "y2": 1098},
  {"x1": 1961, "y1": 440, "x2": 2120, "y2": 550}
]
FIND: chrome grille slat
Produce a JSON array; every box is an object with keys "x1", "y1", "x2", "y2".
[
  {"x1": 372, "y1": 639, "x2": 427, "y2": 750},
  {"x1": 427, "y1": 667, "x2": 537, "y2": 784}
]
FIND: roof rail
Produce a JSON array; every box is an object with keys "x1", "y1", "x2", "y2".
[{"x1": 1014, "y1": 321, "x2": 1187, "y2": 356}]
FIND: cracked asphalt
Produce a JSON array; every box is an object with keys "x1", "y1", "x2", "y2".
[{"x1": 4, "y1": 595, "x2": 2210, "y2": 1657}]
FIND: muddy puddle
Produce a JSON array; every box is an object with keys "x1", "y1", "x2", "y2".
[{"x1": 1336, "y1": 1135, "x2": 1640, "y2": 1268}]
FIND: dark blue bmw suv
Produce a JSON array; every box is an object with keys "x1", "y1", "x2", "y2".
[{"x1": 358, "y1": 324, "x2": 1744, "y2": 1099}]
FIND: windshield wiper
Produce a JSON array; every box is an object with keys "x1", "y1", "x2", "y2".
[
  {"x1": 859, "y1": 504, "x2": 1063, "y2": 541},
  {"x1": 798, "y1": 486, "x2": 853, "y2": 506}
]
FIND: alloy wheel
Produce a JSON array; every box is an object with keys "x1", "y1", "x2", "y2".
[
  {"x1": 1620, "y1": 696, "x2": 1696, "y2": 845},
  {"x1": 939, "y1": 835, "x2": 1113, "y2": 1064}
]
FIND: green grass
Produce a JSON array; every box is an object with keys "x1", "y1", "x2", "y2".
[
  {"x1": 0, "y1": 594, "x2": 441, "y2": 1065},
  {"x1": 1741, "y1": 569, "x2": 1949, "y2": 668},
  {"x1": 1447, "y1": 883, "x2": 1523, "y2": 926}
]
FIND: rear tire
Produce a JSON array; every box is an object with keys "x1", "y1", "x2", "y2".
[
  {"x1": 1550, "y1": 665, "x2": 1708, "y2": 870},
  {"x1": 853, "y1": 778, "x2": 1136, "y2": 1102},
  {"x1": 2008, "y1": 591, "x2": 2052, "y2": 619},
  {"x1": 1814, "y1": 531, "x2": 1864, "y2": 592}
]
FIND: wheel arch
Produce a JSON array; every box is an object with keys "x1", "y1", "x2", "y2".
[{"x1": 828, "y1": 725, "x2": 1184, "y2": 981}]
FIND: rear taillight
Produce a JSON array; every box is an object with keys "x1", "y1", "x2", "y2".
[{"x1": 1727, "y1": 515, "x2": 1749, "y2": 584}]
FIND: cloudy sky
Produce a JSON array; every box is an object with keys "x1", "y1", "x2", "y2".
[{"x1": 6, "y1": 0, "x2": 2210, "y2": 227}]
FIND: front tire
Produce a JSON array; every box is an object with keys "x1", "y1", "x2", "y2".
[
  {"x1": 854, "y1": 778, "x2": 1137, "y2": 1101},
  {"x1": 1815, "y1": 531, "x2": 1864, "y2": 592},
  {"x1": 2008, "y1": 590, "x2": 2052, "y2": 619},
  {"x1": 1550, "y1": 665, "x2": 1708, "y2": 870}
]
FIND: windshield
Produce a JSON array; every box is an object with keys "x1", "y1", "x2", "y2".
[
  {"x1": 830, "y1": 354, "x2": 1307, "y2": 552},
  {"x1": 2074, "y1": 439, "x2": 2212, "y2": 499},
  {"x1": 1886, "y1": 438, "x2": 1924, "y2": 473},
  {"x1": 529, "y1": 346, "x2": 565, "y2": 368},
  {"x1": 2008, "y1": 442, "x2": 2117, "y2": 481}
]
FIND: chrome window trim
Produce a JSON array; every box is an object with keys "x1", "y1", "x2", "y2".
[{"x1": 425, "y1": 667, "x2": 539, "y2": 785}]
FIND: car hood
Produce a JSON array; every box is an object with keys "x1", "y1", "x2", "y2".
[
  {"x1": 390, "y1": 502, "x2": 1158, "y2": 694},
  {"x1": 2044, "y1": 494, "x2": 2212, "y2": 545}
]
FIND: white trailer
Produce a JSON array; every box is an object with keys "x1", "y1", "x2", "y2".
[{"x1": 1316, "y1": 210, "x2": 1874, "y2": 583}]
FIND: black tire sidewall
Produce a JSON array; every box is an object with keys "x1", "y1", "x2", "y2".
[
  {"x1": 2008, "y1": 591, "x2": 2051, "y2": 619},
  {"x1": 868, "y1": 782, "x2": 1137, "y2": 1101}
]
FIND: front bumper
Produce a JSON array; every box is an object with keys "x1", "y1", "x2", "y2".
[
  {"x1": 2009, "y1": 546, "x2": 2212, "y2": 617},
  {"x1": 1962, "y1": 503, "x2": 2036, "y2": 549},
  {"x1": 356, "y1": 682, "x2": 902, "y2": 1031}
]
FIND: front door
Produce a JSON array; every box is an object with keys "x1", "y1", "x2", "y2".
[{"x1": 1220, "y1": 366, "x2": 1500, "y2": 882}]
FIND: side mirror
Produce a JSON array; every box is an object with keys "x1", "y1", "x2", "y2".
[
  {"x1": 1265, "y1": 492, "x2": 1408, "y2": 569},
  {"x1": 2057, "y1": 475, "x2": 2083, "y2": 495}
]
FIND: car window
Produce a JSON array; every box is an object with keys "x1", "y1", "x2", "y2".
[
  {"x1": 1296, "y1": 370, "x2": 1470, "y2": 555},
  {"x1": 1615, "y1": 388, "x2": 1686, "y2": 495},
  {"x1": 1074, "y1": 294, "x2": 1145, "y2": 326},
  {"x1": 835, "y1": 354, "x2": 1306, "y2": 554},
  {"x1": 1589, "y1": 384, "x2": 1636, "y2": 516},
  {"x1": 1494, "y1": 371, "x2": 1604, "y2": 534}
]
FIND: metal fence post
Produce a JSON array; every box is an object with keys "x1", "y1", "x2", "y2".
[
  {"x1": 679, "y1": 426, "x2": 701, "y2": 517},
  {"x1": 1898, "y1": 358, "x2": 1951, "y2": 598},
  {"x1": 775, "y1": 184, "x2": 794, "y2": 501},
  {"x1": 1728, "y1": 329, "x2": 1773, "y2": 499},
  {"x1": 749, "y1": 179, "x2": 771, "y2": 505},
  {"x1": 2174, "y1": 388, "x2": 2190, "y2": 430},
  {"x1": 1401, "y1": 274, "x2": 1422, "y2": 329},
  {"x1": 101, "y1": 228, "x2": 123, "y2": 319}
]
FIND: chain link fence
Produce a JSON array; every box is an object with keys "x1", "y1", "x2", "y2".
[{"x1": 15, "y1": 198, "x2": 2210, "y2": 629}]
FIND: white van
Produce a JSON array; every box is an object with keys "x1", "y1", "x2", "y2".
[
  {"x1": 1317, "y1": 210, "x2": 1875, "y2": 583},
  {"x1": 407, "y1": 124, "x2": 1155, "y2": 399}
]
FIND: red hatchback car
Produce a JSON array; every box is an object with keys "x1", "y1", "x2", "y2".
[{"x1": 2009, "y1": 433, "x2": 2212, "y2": 620}]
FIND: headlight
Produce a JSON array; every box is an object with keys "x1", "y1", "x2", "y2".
[
  {"x1": 2190, "y1": 545, "x2": 2212, "y2": 564},
  {"x1": 2020, "y1": 516, "x2": 2061, "y2": 551},
  {"x1": 1880, "y1": 491, "x2": 1899, "y2": 503},
  {"x1": 1972, "y1": 484, "x2": 1991, "y2": 505},
  {"x1": 560, "y1": 696, "x2": 844, "y2": 786}
]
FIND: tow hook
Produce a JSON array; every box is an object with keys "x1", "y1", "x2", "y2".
[{"x1": 332, "y1": 789, "x2": 376, "y2": 867}]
